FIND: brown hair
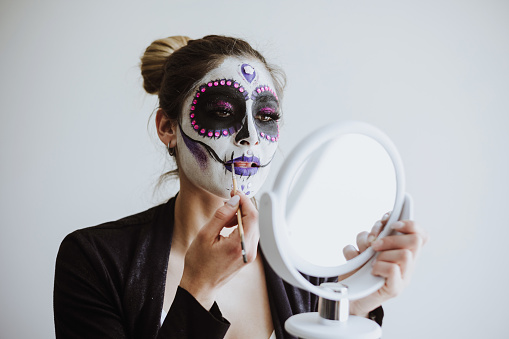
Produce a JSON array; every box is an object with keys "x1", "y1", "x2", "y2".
[
  {"x1": 140, "y1": 35, "x2": 286, "y2": 185},
  {"x1": 141, "y1": 35, "x2": 285, "y2": 126}
]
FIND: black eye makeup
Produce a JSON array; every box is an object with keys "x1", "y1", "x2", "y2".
[
  {"x1": 189, "y1": 79, "x2": 248, "y2": 138},
  {"x1": 189, "y1": 80, "x2": 281, "y2": 143},
  {"x1": 251, "y1": 85, "x2": 280, "y2": 142}
]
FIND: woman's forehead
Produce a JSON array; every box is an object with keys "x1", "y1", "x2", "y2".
[{"x1": 197, "y1": 57, "x2": 275, "y2": 92}]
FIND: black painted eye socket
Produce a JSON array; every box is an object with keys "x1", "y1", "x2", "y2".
[
  {"x1": 251, "y1": 92, "x2": 280, "y2": 139},
  {"x1": 190, "y1": 80, "x2": 247, "y2": 138}
]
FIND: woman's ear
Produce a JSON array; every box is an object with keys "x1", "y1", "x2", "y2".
[{"x1": 155, "y1": 108, "x2": 177, "y2": 148}]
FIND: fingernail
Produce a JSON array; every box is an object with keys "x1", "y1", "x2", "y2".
[
  {"x1": 391, "y1": 221, "x2": 405, "y2": 230},
  {"x1": 367, "y1": 234, "x2": 376, "y2": 243},
  {"x1": 382, "y1": 213, "x2": 390, "y2": 222},
  {"x1": 227, "y1": 195, "x2": 240, "y2": 207},
  {"x1": 344, "y1": 244, "x2": 356, "y2": 253},
  {"x1": 374, "y1": 220, "x2": 382, "y2": 229},
  {"x1": 372, "y1": 239, "x2": 383, "y2": 249}
]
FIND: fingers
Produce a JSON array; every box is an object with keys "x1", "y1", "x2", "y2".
[
  {"x1": 367, "y1": 211, "x2": 391, "y2": 242},
  {"x1": 356, "y1": 231, "x2": 370, "y2": 252},
  {"x1": 221, "y1": 193, "x2": 259, "y2": 261},
  {"x1": 371, "y1": 220, "x2": 426, "y2": 255},
  {"x1": 221, "y1": 192, "x2": 258, "y2": 229},
  {"x1": 222, "y1": 215, "x2": 240, "y2": 228},
  {"x1": 392, "y1": 220, "x2": 429, "y2": 245},
  {"x1": 371, "y1": 261, "x2": 405, "y2": 298},
  {"x1": 237, "y1": 192, "x2": 258, "y2": 226},
  {"x1": 375, "y1": 249, "x2": 414, "y2": 279},
  {"x1": 201, "y1": 195, "x2": 241, "y2": 240},
  {"x1": 351, "y1": 218, "x2": 424, "y2": 310},
  {"x1": 381, "y1": 212, "x2": 391, "y2": 223},
  {"x1": 343, "y1": 244, "x2": 360, "y2": 260},
  {"x1": 236, "y1": 192, "x2": 259, "y2": 261},
  {"x1": 344, "y1": 212, "x2": 392, "y2": 259},
  {"x1": 232, "y1": 192, "x2": 258, "y2": 236},
  {"x1": 367, "y1": 221, "x2": 383, "y2": 243}
]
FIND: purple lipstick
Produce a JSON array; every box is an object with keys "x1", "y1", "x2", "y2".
[{"x1": 225, "y1": 155, "x2": 260, "y2": 176}]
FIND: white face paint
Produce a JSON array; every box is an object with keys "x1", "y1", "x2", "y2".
[{"x1": 176, "y1": 57, "x2": 281, "y2": 199}]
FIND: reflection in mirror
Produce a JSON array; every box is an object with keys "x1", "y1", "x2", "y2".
[{"x1": 286, "y1": 134, "x2": 397, "y2": 267}]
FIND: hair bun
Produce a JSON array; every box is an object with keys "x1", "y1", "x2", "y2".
[{"x1": 140, "y1": 36, "x2": 191, "y2": 95}]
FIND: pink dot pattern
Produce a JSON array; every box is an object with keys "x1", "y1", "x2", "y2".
[
  {"x1": 189, "y1": 78, "x2": 248, "y2": 139},
  {"x1": 251, "y1": 84, "x2": 279, "y2": 101},
  {"x1": 259, "y1": 123, "x2": 280, "y2": 143}
]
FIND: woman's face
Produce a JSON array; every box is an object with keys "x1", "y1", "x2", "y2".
[{"x1": 176, "y1": 57, "x2": 281, "y2": 199}]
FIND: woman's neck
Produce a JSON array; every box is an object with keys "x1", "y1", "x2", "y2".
[{"x1": 172, "y1": 174, "x2": 227, "y2": 251}]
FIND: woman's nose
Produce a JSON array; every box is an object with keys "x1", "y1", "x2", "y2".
[{"x1": 234, "y1": 114, "x2": 259, "y2": 146}]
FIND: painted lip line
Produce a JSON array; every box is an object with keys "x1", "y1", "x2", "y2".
[{"x1": 225, "y1": 155, "x2": 260, "y2": 176}]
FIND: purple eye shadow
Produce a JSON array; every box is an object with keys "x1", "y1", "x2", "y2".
[
  {"x1": 181, "y1": 125, "x2": 209, "y2": 170},
  {"x1": 213, "y1": 100, "x2": 233, "y2": 110},
  {"x1": 259, "y1": 107, "x2": 275, "y2": 114}
]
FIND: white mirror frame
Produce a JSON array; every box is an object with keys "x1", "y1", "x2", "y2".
[{"x1": 259, "y1": 121, "x2": 407, "y2": 301}]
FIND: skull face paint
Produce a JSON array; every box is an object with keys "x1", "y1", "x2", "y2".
[{"x1": 177, "y1": 57, "x2": 281, "y2": 199}]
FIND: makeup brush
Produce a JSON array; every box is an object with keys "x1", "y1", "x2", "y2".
[{"x1": 231, "y1": 162, "x2": 248, "y2": 263}]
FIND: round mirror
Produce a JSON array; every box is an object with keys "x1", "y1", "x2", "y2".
[
  {"x1": 260, "y1": 121, "x2": 406, "y2": 300},
  {"x1": 286, "y1": 134, "x2": 397, "y2": 267}
]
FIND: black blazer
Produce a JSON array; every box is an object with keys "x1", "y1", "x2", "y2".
[{"x1": 53, "y1": 196, "x2": 382, "y2": 338}]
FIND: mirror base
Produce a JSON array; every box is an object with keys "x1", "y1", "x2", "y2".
[{"x1": 285, "y1": 313, "x2": 381, "y2": 339}]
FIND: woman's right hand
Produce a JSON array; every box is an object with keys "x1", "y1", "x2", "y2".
[{"x1": 179, "y1": 192, "x2": 259, "y2": 309}]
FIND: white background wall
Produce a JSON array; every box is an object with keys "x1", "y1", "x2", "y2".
[{"x1": 1, "y1": 0, "x2": 507, "y2": 338}]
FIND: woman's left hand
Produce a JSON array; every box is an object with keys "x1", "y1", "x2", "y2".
[{"x1": 346, "y1": 219, "x2": 428, "y2": 317}]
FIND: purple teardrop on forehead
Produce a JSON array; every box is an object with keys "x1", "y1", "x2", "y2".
[{"x1": 241, "y1": 63, "x2": 256, "y2": 83}]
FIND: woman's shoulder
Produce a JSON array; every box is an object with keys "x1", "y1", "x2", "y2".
[
  {"x1": 65, "y1": 202, "x2": 164, "y2": 245},
  {"x1": 54, "y1": 198, "x2": 177, "y2": 335},
  {"x1": 57, "y1": 198, "x2": 175, "y2": 270}
]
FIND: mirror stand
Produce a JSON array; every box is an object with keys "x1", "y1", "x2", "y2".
[{"x1": 285, "y1": 283, "x2": 381, "y2": 339}]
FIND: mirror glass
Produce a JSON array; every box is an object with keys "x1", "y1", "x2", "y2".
[{"x1": 285, "y1": 133, "x2": 397, "y2": 267}]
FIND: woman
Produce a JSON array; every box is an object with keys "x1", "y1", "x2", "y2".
[{"x1": 53, "y1": 35, "x2": 427, "y2": 338}]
